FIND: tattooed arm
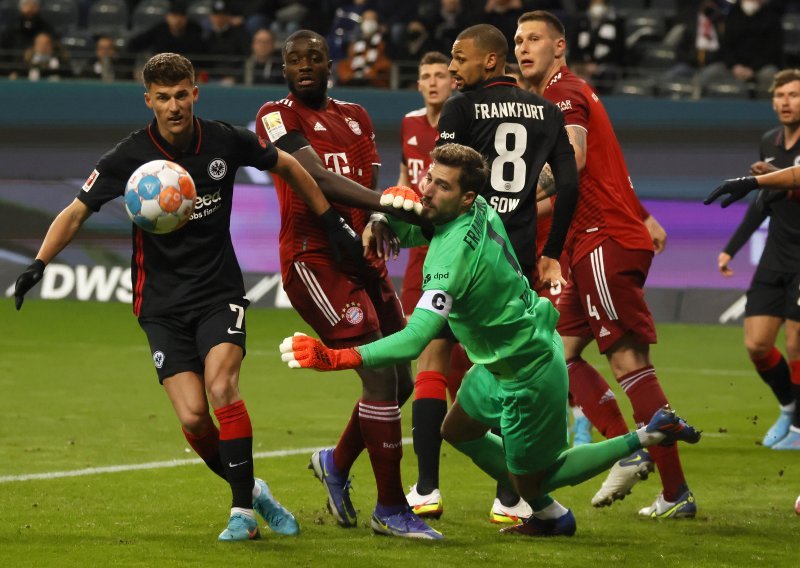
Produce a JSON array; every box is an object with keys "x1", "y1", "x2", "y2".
[
  {"x1": 536, "y1": 163, "x2": 556, "y2": 201},
  {"x1": 565, "y1": 125, "x2": 587, "y2": 172}
]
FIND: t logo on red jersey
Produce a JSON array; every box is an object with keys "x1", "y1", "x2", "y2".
[
  {"x1": 407, "y1": 158, "x2": 425, "y2": 186},
  {"x1": 324, "y1": 152, "x2": 351, "y2": 175}
]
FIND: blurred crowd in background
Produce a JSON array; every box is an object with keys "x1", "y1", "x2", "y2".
[{"x1": 1, "y1": 0, "x2": 798, "y2": 99}]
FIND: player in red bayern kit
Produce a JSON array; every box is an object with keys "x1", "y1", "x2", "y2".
[
  {"x1": 515, "y1": 11, "x2": 692, "y2": 519},
  {"x1": 254, "y1": 30, "x2": 440, "y2": 539}
]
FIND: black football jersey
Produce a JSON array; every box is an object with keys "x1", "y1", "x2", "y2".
[
  {"x1": 758, "y1": 127, "x2": 800, "y2": 271},
  {"x1": 437, "y1": 76, "x2": 573, "y2": 271},
  {"x1": 77, "y1": 118, "x2": 278, "y2": 317}
]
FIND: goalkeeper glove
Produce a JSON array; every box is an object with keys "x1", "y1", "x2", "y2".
[
  {"x1": 704, "y1": 176, "x2": 759, "y2": 208},
  {"x1": 380, "y1": 186, "x2": 422, "y2": 215},
  {"x1": 279, "y1": 332, "x2": 363, "y2": 371},
  {"x1": 14, "y1": 259, "x2": 45, "y2": 311},
  {"x1": 320, "y1": 207, "x2": 364, "y2": 267}
]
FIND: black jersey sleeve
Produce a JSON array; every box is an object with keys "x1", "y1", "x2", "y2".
[
  {"x1": 723, "y1": 198, "x2": 768, "y2": 257},
  {"x1": 436, "y1": 95, "x2": 470, "y2": 146},
  {"x1": 76, "y1": 145, "x2": 129, "y2": 212},
  {"x1": 234, "y1": 125, "x2": 279, "y2": 171},
  {"x1": 541, "y1": 119, "x2": 579, "y2": 259}
]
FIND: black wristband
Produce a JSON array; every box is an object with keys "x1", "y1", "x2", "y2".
[
  {"x1": 320, "y1": 207, "x2": 344, "y2": 231},
  {"x1": 30, "y1": 259, "x2": 45, "y2": 272}
]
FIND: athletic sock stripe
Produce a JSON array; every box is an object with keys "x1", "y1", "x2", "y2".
[
  {"x1": 619, "y1": 368, "x2": 656, "y2": 392},
  {"x1": 590, "y1": 247, "x2": 618, "y2": 321},
  {"x1": 295, "y1": 262, "x2": 340, "y2": 326}
]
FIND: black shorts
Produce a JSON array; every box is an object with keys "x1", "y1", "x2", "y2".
[
  {"x1": 745, "y1": 267, "x2": 800, "y2": 321},
  {"x1": 138, "y1": 298, "x2": 250, "y2": 383}
]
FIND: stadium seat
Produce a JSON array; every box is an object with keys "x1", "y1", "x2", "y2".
[
  {"x1": 703, "y1": 79, "x2": 749, "y2": 99},
  {"x1": 40, "y1": 0, "x2": 80, "y2": 36},
  {"x1": 783, "y1": 14, "x2": 800, "y2": 66},
  {"x1": 132, "y1": 0, "x2": 169, "y2": 33},
  {"x1": 87, "y1": 0, "x2": 129, "y2": 35},
  {"x1": 612, "y1": 77, "x2": 656, "y2": 97},
  {"x1": 640, "y1": 46, "x2": 676, "y2": 71},
  {"x1": 188, "y1": 0, "x2": 212, "y2": 24},
  {"x1": 657, "y1": 78, "x2": 696, "y2": 100}
]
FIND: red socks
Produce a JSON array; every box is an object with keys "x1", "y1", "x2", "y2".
[
  {"x1": 567, "y1": 357, "x2": 629, "y2": 438},
  {"x1": 359, "y1": 400, "x2": 406, "y2": 507}
]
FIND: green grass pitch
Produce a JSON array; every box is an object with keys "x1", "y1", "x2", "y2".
[{"x1": 1, "y1": 300, "x2": 797, "y2": 567}]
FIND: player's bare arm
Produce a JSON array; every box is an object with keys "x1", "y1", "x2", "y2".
[
  {"x1": 36, "y1": 199, "x2": 93, "y2": 264},
  {"x1": 566, "y1": 125, "x2": 587, "y2": 171},
  {"x1": 271, "y1": 149, "x2": 334, "y2": 216},
  {"x1": 536, "y1": 163, "x2": 556, "y2": 201},
  {"x1": 14, "y1": 198, "x2": 92, "y2": 309}
]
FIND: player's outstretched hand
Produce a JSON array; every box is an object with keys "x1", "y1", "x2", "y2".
[
  {"x1": 279, "y1": 332, "x2": 363, "y2": 371},
  {"x1": 704, "y1": 176, "x2": 759, "y2": 208},
  {"x1": 14, "y1": 259, "x2": 45, "y2": 311},
  {"x1": 380, "y1": 186, "x2": 423, "y2": 215},
  {"x1": 320, "y1": 207, "x2": 365, "y2": 267}
]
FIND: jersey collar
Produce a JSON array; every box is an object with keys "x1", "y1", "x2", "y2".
[
  {"x1": 545, "y1": 66, "x2": 570, "y2": 90},
  {"x1": 478, "y1": 75, "x2": 520, "y2": 90},
  {"x1": 146, "y1": 117, "x2": 203, "y2": 160}
]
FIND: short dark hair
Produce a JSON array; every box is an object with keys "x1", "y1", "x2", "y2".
[
  {"x1": 419, "y1": 51, "x2": 449, "y2": 67},
  {"x1": 770, "y1": 69, "x2": 800, "y2": 93},
  {"x1": 431, "y1": 143, "x2": 488, "y2": 193},
  {"x1": 517, "y1": 10, "x2": 566, "y2": 38},
  {"x1": 456, "y1": 24, "x2": 508, "y2": 61},
  {"x1": 142, "y1": 52, "x2": 194, "y2": 88},
  {"x1": 283, "y1": 29, "x2": 329, "y2": 59}
]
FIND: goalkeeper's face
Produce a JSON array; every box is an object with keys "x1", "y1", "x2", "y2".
[{"x1": 419, "y1": 162, "x2": 476, "y2": 224}]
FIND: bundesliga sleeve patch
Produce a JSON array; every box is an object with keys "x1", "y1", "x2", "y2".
[
  {"x1": 82, "y1": 169, "x2": 99, "y2": 192},
  {"x1": 417, "y1": 289, "x2": 452, "y2": 319},
  {"x1": 261, "y1": 111, "x2": 288, "y2": 142}
]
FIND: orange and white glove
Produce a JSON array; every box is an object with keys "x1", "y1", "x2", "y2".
[
  {"x1": 279, "y1": 332, "x2": 363, "y2": 371},
  {"x1": 380, "y1": 186, "x2": 422, "y2": 215}
]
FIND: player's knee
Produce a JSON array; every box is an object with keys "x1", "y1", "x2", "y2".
[
  {"x1": 180, "y1": 411, "x2": 213, "y2": 436},
  {"x1": 205, "y1": 375, "x2": 240, "y2": 408},
  {"x1": 745, "y1": 338, "x2": 773, "y2": 359}
]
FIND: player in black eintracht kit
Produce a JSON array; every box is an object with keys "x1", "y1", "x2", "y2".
[
  {"x1": 710, "y1": 69, "x2": 800, "y2": 451},
  {"x1": 439, "y1": 24, "x2": 577, "y2": 280},
  {"x1": 12, "y1": 53, "x2": 365, "y2": 542},
  {"x1": 404, "y1": 23, "x2": 578, "y2": 525}
]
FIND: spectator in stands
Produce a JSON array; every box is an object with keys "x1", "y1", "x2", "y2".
[
  {"x1": 702, "y1": 0, "x2": 783, "y2": 93},
  {"x1": 326, "y1": 0, "x2": 370, "y2": 60},
  {"x1": 425, "y1": 0, "x2": 476, "y2": 56},
  {"x1": 203, "y1": 0, "x2": 250, "y2": 84},
  {"x1": 12, "y1": 30, "x2": 71, "y2": 81},
  {"x1": 666, "y1": 0, "x2": 724, "y2": 81},
  {"x1": 569, "y1": 0, "x2": 625, "y2": 93},
  {"x1": 1, "y1": 0, "x2": 57, "y2": 58},
  {"x1": 373, "y1": 0, "x2": 420, "y2": 47},
  {"x1": 128, "y1": 0, "x2": 207, "y2": 58},
  {"x1": 243, "y1": 27, "x2": 283, "y2": 85},
  {"x1": 336, "y1": 9, "x2": 393, "y2": 88},
  {"x1": 483, "y1": 0, "x2": 526, "y2": 55},
  {"x1": 78, "y1": 35, "x2": 126, "y2": 82}
]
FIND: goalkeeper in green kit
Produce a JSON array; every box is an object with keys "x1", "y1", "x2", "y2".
[{"x1": 280, "y1": 143, "x2": 701, "y2": 537}]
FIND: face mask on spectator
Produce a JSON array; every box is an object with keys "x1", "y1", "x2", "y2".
[
  {"x1": 740, "y1": 0, "x2": 760, "y2": 16},
  {"x1": 361, "y1": 19, "x2": 379, "y2": 37}
]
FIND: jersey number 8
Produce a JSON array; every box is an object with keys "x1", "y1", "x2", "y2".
[{"x1": 491, "y1": 123, "x2": 527, "y2": 194}]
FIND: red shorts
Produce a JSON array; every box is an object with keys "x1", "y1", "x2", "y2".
[
  {"x1": 400, "y1": 245, "x2": 428, "y2": 315},
  {"x1": 556, "y1": 238, "x2": 656, "y2": 353},
  {"x1": 283, "y1": 260, "x2": 405, "y2": 348}
]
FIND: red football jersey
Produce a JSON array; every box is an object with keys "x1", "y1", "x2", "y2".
[
  {"x1": 255, "y1": 94, "x2": 380, "y2": 277},
  {"x1": 543, "y1": 66, "x2": 652, "y2": 264},
  {"x1": 400, "y1": 107, "x2": 438, "y2": 196}
]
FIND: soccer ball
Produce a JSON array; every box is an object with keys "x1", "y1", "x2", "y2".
[{"x1": 124, "y1": 160, "x2": 196, "y2": 234}]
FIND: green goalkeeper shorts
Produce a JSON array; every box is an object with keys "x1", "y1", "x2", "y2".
[{"x1": 456, "y1": 335, "x2": 569, "y2": 475}]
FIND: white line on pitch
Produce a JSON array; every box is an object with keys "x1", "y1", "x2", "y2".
[{"x1": 0, "y1": 438, "x2": 414, "y2": 484}]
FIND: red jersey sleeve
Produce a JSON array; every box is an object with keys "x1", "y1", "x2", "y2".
[
  {"x1": 547, "y1": 79, "x2": 590, "y2": 130},
  {"x1": 255, "y1": 100, "x2": 304, "y2": 145}
]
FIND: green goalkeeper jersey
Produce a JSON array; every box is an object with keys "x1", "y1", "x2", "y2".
[{"x1": 359, "y1": 195, "x2": 559, "y2": 373}]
